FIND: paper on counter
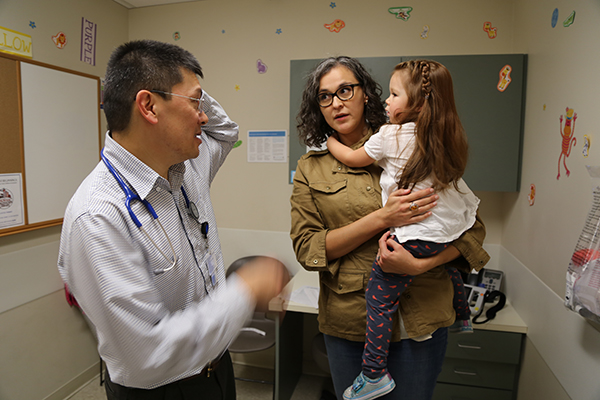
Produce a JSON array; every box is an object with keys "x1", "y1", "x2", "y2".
[{"x1": 290, "y1": 285, "x2": 319, "y2": 309}]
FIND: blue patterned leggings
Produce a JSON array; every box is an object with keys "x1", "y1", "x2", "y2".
[{"x1": 362, "y1": 238, "x2": 470, "y2": 379}]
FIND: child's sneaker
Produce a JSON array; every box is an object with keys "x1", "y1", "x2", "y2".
[
  {"x1": 449, "y1": 319, "x2": 473, "y2": 334},
  {"x1": 342, "y1": 371, "x2": 395, "y2": 400}
]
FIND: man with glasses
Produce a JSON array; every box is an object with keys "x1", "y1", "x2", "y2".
[{"x1": 58, "y1": 39, "x2": 289, "y2": 400}]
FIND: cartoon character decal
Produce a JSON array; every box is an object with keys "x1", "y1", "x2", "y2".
[
  {"x1": 257, "y1": 59, "x2": 268, "y2": 74},
  {"x1": 497, "y1": 65, "x2": 512, "y2": 92},
  {"x1": 52, "y1": 32, "x2": 67, "y2": 49},
  {"x1": 583, "y1": 135, "x2": 591, "y2": 158},
  {"x1": 483, "y1": 21, "x2": 497, "y2": 39},
  {"x1": 528, "y1": 184, "x2": 536, "y2": 206},
  {"x1": 388, "y1": 7, "x2": 413, "y2": 21},
  {"x1": 557, "y1": 107, "x2": 577, "y2": 180},
  {"x1": 324, "y1": 19, "x2": 345, "y2": 33}
]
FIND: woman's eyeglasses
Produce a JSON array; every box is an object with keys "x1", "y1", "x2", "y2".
[{"x1": 317, "y1": 84, "x2": 361, "y2": 107}]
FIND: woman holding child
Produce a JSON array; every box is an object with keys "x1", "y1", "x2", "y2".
[{"x1": 290, "y1": 56, "x2": 489, "y2": 400}]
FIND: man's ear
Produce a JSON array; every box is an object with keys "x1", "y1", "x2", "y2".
[{"x1": 134, "y1": 90, "x2": 159, "y2": 125}]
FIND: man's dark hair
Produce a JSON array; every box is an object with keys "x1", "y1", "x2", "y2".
[{"x1": 103, "y1": 40, "x2": 203, "y2": 132}]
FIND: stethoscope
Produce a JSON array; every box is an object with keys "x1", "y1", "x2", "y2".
[{"x1": 101, "y1": 148, "x2": 209, "y2": 275}]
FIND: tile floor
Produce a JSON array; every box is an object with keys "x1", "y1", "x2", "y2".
[{"x1": 64, "y1": 364, "x2": 335, "y2": 400}]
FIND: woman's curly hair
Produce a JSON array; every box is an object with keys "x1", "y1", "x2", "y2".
[{"x1": 296, "y1": 56, "x2": 386, "y2": 148}]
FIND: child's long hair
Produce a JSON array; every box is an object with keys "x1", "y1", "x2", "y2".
[{"x1": 392, "y1": 60, "x2": 468, "y2": 192}]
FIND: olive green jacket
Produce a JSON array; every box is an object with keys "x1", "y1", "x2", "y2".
[{"x1": 290, "y1": 132, "x2": 490, "y2": 342}]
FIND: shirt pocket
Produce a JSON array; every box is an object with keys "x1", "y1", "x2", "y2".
[{"x1": 309, "y1": 179, "x2": 351, "y2": 229}]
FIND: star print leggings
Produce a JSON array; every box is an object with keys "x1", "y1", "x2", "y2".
[{"x1": 362, "y1": 238, "x2": 470, "y2": 380}]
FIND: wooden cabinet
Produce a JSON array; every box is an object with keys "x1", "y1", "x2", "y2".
[
  {"x1": 289, "y1": 54, "x2": 527, "y2": 192},
  {"x1": 433, "y1": 329, "x2": 525, "y2": 400}
]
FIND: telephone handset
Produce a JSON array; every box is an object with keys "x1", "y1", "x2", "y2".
[
  {"x1": 472, "y1": 290, "x2": 506, "y2": 324},
  {"x1": 465, "y1": 268, "x2": 506, "y2": 324}
]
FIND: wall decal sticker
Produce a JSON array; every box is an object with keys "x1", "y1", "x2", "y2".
[
  {"x1": 276, "y1": 28, "x2": 282, "y2": 34},
  {"x1": 557, "y1": 107, "x2": 578, "y2": 179},
  {"x1": 583, "y1": 135, "x2": 591, "y2": 158},
  {"x1": 52, "y1": 32, "x2": 67, "y2": 49},
  {"x1": 233, "y1": 140, "x2": 242, "y2": 149},
  {"x1": 324, "y1": 19, "x2": 345, "y2": 33},
  {"x1": 564, "y1": 10, "x2": 576, "y2": 27},
  {"x1": 497, "y1": 65, "x2": 512, "y2": 92},
  {"x1": 388, "y1": 7, "x2": 413, "y2": 21},
  {"x1": 528, "y1": 184, "x2": 536, "y2": 206},
  {"x1": 552, "y1": 8, "x2": 559, "y2": 28},
  {"x1": 257, "y1": 59, "x2": 268, "y2": 74},
  {"x1": 421, "y1": 25, "x2": 429, "y2": 39},
  {"x1": 330, "y1": 2, "x2": 336, "y2": 9},
  {"x1": 29, "y1": 21, "x2": 36, "y2": 29},
  {"x1": 173, "y1": 32, "x2": 181, "y2": 41},
  {"x1": 483, "y1": 21, "x2": 497, "y2": 39}
]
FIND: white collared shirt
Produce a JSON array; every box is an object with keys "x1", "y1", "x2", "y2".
[{"x1": 58, "y1": 92, "x2": 254, "y2": 389}]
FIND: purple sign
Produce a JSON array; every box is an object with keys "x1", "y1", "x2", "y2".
[{"x1": 80, "y1": 18, "x2": 96, "y2": 66}]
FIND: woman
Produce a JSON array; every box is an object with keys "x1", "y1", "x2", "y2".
[{"x1": 290, "y1": 56, "x2": 489, "y2": 400}]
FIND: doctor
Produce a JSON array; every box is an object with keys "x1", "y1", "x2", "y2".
[{"x1": 58, "y1": 39, "x2": 289, "y2": 400}]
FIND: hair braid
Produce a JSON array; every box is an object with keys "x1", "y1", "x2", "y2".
[
  {"x1": 420, "y1": 61, "x2": 432, "y2": 99},
  {"x1": 392, "y1": 59, "x2": 468, "y2": 192}
]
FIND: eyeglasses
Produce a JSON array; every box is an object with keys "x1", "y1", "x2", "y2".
[
  {"x1": 317, "y1": 83, "x2": 361, "y2": 107},
  {"x1": 150, "y1": 90, "x2": 205, "y2": 113}
]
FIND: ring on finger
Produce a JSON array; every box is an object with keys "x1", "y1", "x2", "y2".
[{"x1": 409, "y1": 202, "x2": 419, "y2": 212}]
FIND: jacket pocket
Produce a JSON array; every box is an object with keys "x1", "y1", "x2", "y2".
[
  {"x1": 320, "y1": 270, "x2": 368, "y2": 336},
  {"x1": 321, "y1": 270, "x2": 365, "y2": 294},
  {"x1": 309, "y1": 180, "x2": 350, "y2": 229},
  {"x1": 309, "y1": 179, "x2": 347, "y2": 194}
]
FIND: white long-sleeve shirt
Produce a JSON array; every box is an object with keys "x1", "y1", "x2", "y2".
[
  {"x1": 57, "y1": 92, "x2": 254, "y2": 389},
  {"x1": 364, "y1": 123, "x2": 480, "y2": 243}
]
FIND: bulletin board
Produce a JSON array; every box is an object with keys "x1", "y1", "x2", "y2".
[{"x1": 0, "y1": 53, "x2": 101, "y2": 237}]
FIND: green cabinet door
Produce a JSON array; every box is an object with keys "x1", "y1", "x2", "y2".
[{"x1": 289, "y1": 54, "x2": 527, "y2": 192}]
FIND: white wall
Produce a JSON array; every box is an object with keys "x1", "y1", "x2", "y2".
[
  {"x1": 0, "y1": 1, "x2": 128, "y2": 399},
  {"x1": 2, "y1": 0, "x2": 600, "y2": 399}
]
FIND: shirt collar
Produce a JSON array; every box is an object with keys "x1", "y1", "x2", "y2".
[
  {"x1": 103, "y1": 131, "x2": 186, "y2": 200},
  {"x1": 350, "y1": 127, "x2": 374, "y2": 150}
]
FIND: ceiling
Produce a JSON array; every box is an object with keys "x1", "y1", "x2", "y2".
[{"x1": 112, "y1": 0, "x2": 202, "y2": 9}]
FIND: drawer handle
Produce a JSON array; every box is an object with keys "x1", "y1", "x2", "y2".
[
  {"x1": 457, "y1": 344, "x2": 481, "y2": 350},
  {"x1": 453, "y1": 368, "x2": 478, "y2": 376}
]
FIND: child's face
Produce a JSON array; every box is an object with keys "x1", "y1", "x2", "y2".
[{"x1": 385, "y1": 71, "x2": 410, "y2": 123}]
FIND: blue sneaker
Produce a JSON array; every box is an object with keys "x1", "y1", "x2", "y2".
[
  {"x1": 449, "y1": 319, "x2": 473, "y2": 334},
  {"x1": 343, "y1": 371, "x2": 395, "y2": 400}
]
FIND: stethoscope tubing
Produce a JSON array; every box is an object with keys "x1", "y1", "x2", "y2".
[{"x1": 100, "y1": 148, "x2": 177, "y2": 274}]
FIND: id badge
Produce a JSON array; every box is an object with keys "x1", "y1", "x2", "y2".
[{"x1": 206, "y1": 251, "x2": 217, "y2": 287}]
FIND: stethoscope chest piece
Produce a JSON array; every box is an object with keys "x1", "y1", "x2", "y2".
[{"x1": 188, "y1": 201, "x2": 199, "y2": 220}]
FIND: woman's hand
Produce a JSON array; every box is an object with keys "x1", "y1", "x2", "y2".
[
  {"x1": 376, "y1": 231, "x2": 461, "y2": 275},
  {"x1": 379, "y1": 188, "x2": 438, "y2": 229},
  {"x1": 377, "y1": 231, "x2": 427, "y2": 275}
]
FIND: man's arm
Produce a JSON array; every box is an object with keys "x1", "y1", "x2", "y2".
[{"x1": 198, "y1": 91, "x2": 239, "y2": 183}]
